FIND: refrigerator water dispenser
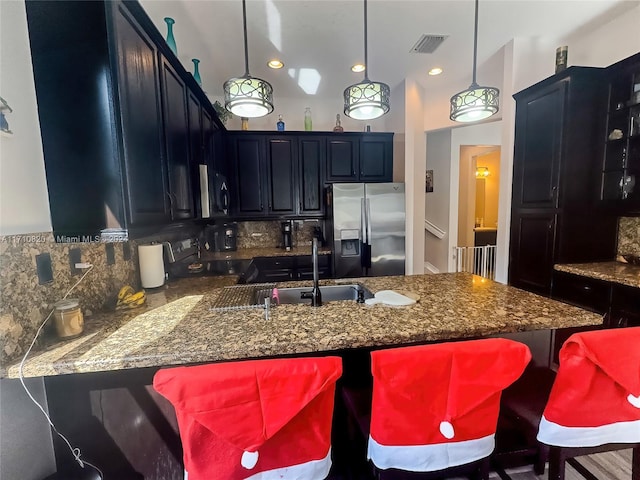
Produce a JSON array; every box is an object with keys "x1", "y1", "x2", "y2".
[{"x1": 340, "y1": 229, "x2": 360, "y2": 256}]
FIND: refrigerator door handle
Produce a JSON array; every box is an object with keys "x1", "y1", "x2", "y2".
[
  {"x1": 366, "y1": 198, "x2": 372, "y2": 248},
  {"x1": 360, "y1": 198, "x2": 367, "y2": 243},
  {"x1": 361, "y1": 197, "x2": 371, "y2": 269}
]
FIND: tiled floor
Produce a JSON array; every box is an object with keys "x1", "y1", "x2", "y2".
[{"x1": 334, "y1": 449, "x2": 632, "y2": 480}]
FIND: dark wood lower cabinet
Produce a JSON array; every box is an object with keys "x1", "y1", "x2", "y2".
[
  {"x1": 550, "y1": 270, "x2": 639, "y2": 366},
  {"x1": 242, "y1": 255, "x2": 332, "y2": 283},
  {"x1": 509, "y1": 211, "x2": 557, "y2": 295}
]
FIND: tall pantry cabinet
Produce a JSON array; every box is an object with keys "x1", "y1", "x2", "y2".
[{"x1": 509, "y1": 67, "x2": 618, "y2": 295}]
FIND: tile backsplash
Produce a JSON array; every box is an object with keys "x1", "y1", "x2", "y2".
[
  {"x1": 236, "y1": 219, "x2": 325, "y2": 249},
  {"x1": 0, "y1": 233, "x2": 138, "y2": 366},
  {"x1": 617, "y1": 217, "x2": 640, "y2": 256}
]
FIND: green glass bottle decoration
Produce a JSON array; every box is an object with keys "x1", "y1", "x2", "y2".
[
  {"x1": 164, "y1": 17, "x2": 177, "y2": 56},
  {"x1": 304, "y1": 107, "x2": 312, "y2": 131},
  {"x1": 191, "y1": 59, "x2": 202, "y2": 86}
]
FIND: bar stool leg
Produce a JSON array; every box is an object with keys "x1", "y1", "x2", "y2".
[
  {"x1": 479, "y1": 457, "x2": 490, "y2": 480},
  {"x1": 533, "y1": 443, "x2": 549, "y2": 475},
  {"x1": 632, "y1": 446, "x2": 639, "y2": 480},
  {"x1": 548, "y1": 447, "x2": 566, "y2": 480}
]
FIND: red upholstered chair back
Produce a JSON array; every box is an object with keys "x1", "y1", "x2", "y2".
[
  {"x1": 153, "y1": 356, "x2": 342, "y2": 480},
  {"x1": 537, "y1": 326, "x2": 640, "y2": 447},
  {"x1": 368, "y1": 338, "x2": 531, "y2": 472}
]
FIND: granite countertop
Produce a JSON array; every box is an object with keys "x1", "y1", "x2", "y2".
[
  {"x1": 205, "y1": 246, "x2": 332, "y2": 261},
  {"x1": 554, "y1": 261, "x2": 640, "y2": 289},
  {"x1": 4, "y1": 273, "x2": 604, "y2": 379}
]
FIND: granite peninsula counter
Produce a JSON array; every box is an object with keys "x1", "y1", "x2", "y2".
[
  {"x1": 554, "y1": 261, "x2": 640, "y2": 289},
  {"x1": 3, "y1": 273, "x2": 605, "y2": 379}
]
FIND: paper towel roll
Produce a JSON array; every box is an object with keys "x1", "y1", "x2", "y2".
[{"x1": 138, "y1": 244, "x2": 165, "y2": 288}]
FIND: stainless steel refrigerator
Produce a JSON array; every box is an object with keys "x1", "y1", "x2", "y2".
[{"x1": 329, "y1": 183, "x2": 405, "y2": 278}]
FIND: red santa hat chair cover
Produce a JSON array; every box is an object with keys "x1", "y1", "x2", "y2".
[
  {"x1": 537, "y1": 327, "x2": 640, "y2": 447},
  {"x1": 153, "y1": 356, "x2": 342, "y2": 480},
  {"x1": 368, "y1": 338, "x2": 531, "y2": 473}
]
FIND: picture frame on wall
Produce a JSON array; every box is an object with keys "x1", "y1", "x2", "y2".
[{"x1": 426, "y1": 170, "x2": 434, "y2": 193}]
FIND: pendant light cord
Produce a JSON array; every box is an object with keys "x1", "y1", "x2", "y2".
[
  {"x1": 471, "y1": 0, "x2": 479, "y2": 85},
  {"x1": 363, "y1": 0, "x2": 369, "y2": 81},
  {"x1": 242, "y1": 0, "x2": 250, "y2": 77}
]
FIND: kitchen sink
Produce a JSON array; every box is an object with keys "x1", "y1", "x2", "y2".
[{"x1": 254, "y1": 284, "x2": 374, "y2": 305}]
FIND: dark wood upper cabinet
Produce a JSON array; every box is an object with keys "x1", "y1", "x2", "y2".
[
  {"x1": 512, "y1": 81, "x2": 565, "y2": 209},
  {"x1": 326, "y1": 137, "x2": 359, "y2": 181},
  {"x1": 113, "y1": 4, "x2": 170, "y2": 227},
  {"x1": 188, "y1": 92, "x2": 205, "y2": 217},
  {"x1": 160, "y1": 57, "x2": 194, "y2": 220},
  {"x1": 360, "y1": 134, "x2": 394, "y2": 182},
  {"x1": 231, "y1": 135, "x2": 266, "y2": 215},
  {"x1": 326, "y1": 133, "x2": 393, "y2": 182},
  {"x1": 600, "y1": 53, "x2": 640, "y2": 213},
  {"x1": 25, "y1": 0, "x2": 224, "y2": 240},
  {"x1": 266, "y1": 137, "x2": 296, "y2": 215},
  {"x1": 298, "y1": 137, "x2": 325, "y2": 215},
  {"x1": 509, "y1": 67, "x2": 618, "y2": 295}
]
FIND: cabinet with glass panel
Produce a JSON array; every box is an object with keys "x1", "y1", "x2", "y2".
[{"x1": 601, "y1": 53, "x2": 640, "y2": 212}]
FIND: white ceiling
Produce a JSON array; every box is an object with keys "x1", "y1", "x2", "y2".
[{"x1": 139, "y1": 0, "x2": 634, "y2": 103}]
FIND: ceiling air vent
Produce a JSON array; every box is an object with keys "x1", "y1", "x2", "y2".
[{"x1": 410, "y1": 34, "x2": 448, "y2": 54}]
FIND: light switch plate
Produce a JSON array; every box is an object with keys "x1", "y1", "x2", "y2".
[
  {"x1": 36, "y1": 253, "x2": 54, "y2": 284},
  {"x1": 69, "y1": 247, "x2": 82, "y2": 275},
  {"x1": 105, "y1": 244, "x2": 115, "y2": 265}
]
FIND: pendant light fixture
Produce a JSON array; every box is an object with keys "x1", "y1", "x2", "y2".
[
  {"x1": 344, "y1": 0, "x2": 390, "y2": 120},
  {"x1": 450, "y1": 0, "x2": 499, "y2": 122},
  {"x1": 223, "y1": 0, "x2": 274, "y2": 118}
]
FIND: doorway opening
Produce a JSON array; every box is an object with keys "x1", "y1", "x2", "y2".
[{"x1": 455, "y1": 146, "x2": 501, "y2": 279}]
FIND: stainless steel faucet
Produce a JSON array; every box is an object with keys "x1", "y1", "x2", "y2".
[
  {"x1": 311, "y1": 237, "x2": 322, "y2": 307},
  {"x1": 301, "y1": 238, "x2": 322, "y2": 306}
]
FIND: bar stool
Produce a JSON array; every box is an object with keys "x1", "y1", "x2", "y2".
[
  {"x1": 500, "y1": 327, "x2": 640, "y2": 480},
  {"x1": 153, "y1": 356, "x2": 342, "y2": 480},
  {"x1": 342, "y1": 338, "x2": 531, "y2": 479}
]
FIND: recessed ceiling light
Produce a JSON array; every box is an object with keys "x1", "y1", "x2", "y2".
[
  {"x1": 351, "y1": 64, "x2": 366, "y2": 73},
  {"x1": 268, "y1": 59, "x2": 284, "y2": 69},
  {"x1": 428, "y1": 67, "x2": 443, "y2": 76}
]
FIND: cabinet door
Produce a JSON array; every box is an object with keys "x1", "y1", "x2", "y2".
[
  {"x1": 326, "y1": 137, "x2": 359, "y2": 181},
  {"x1": 266, "y1": 137, "x2": 296, "y2": 215},
  {"x1": 360, "y1": 134, "x2": 393, "y2": 182},
  {"x1": 610, "y1": 284, "x2": 640, "y2": 328},
  {"x1": 187, "y1": 92, "x2": 204, "y2": 217},
  {"x1": 298, "y1": 137, "x2": 325, "y2": 215},
  {"x1": 113, "y1": 4, "x2": 170, "y2": 225},
  {"x1": 512, "y1": 80, "x2": 566, "y2": 209},
  {"x1": 161, "y1": 57, "x2": 194, "y2": 220},
  {"x1": 231, "y1": 135, "x2": 265, "y2": 215},
  {"x1": 508, "y1": 211, "x2": 557, "y2": 295}
]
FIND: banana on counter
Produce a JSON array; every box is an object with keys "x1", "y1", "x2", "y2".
[{"x1": 116, "y1": 285, "x2": 147, "y2": 310}]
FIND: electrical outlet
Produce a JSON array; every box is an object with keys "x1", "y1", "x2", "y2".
[
  {"x1": 69, "y1": 247, "x2": 82, "y2": 275},
  {"x1": 36, "y1": 253, "x2": 53, "y2": 284},
  {"x1": 122, "y1": 242, "x2": 131, "y2": 261},
  {"x1": 105, "y1": 244, "x2": 115, "y2": 265}
]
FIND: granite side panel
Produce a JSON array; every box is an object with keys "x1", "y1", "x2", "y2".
[
  {"x1": 0, "y1": 233, "x2": 138, "y2": 366},
  {"x1": 618, "y1": 216, "x2": 640, "y2": 256}
]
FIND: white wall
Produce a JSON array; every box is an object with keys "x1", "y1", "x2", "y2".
[
  {"x1": 404, "y1": 79, "x2": 426, "y2": 275},
  {"x1": 562, "y1": 2, "x2": 640, "y2": 68},
  {"x1": 424, "y1": 129, "x2": 451, "y2": 273},
  {"x1": 0, "y1": 0, "x2": 51, "y2": 235},
  {"x1": 209, "y1": 94, "x2": 389, "y2": 134},
  {"x1": 0, "y1": 4, "x2": 56, "y2": 479},
  {"x1": 387, "y1": 82, "x2": 406, "y2": 183}
]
